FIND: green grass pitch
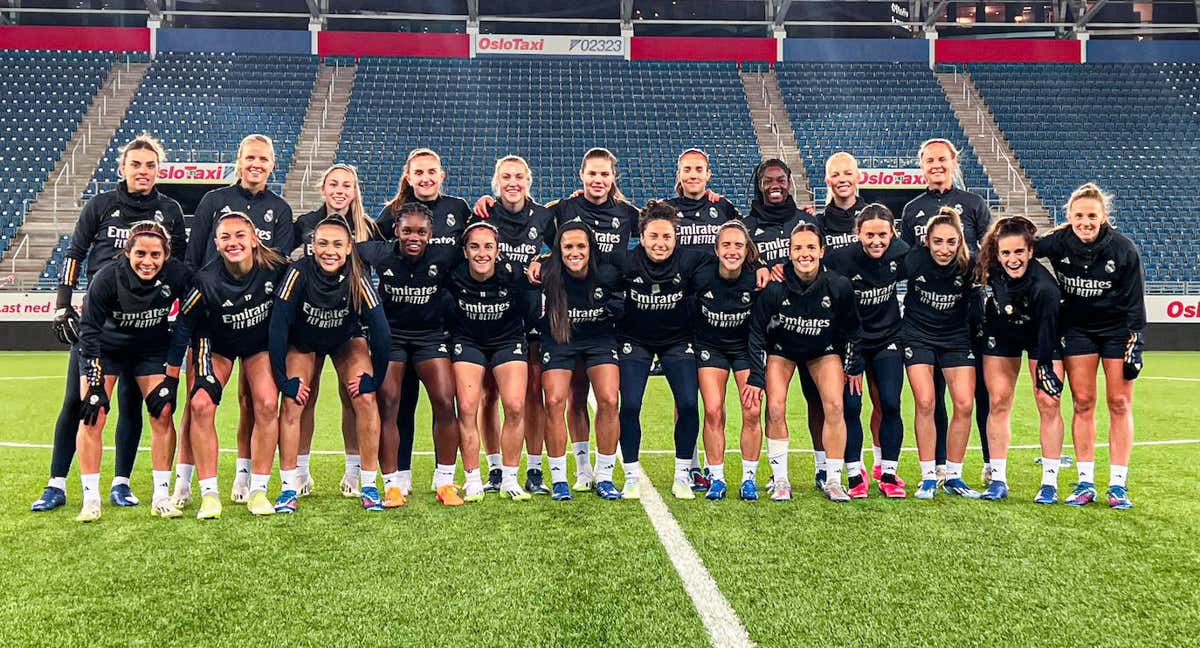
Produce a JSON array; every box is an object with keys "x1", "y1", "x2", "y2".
[{"x1": 0, "y1": 351, "x2": 1197, "y2": 646}]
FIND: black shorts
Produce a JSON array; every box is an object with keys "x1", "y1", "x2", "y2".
[
  {"x1": 766, "y1": 338, "x2": 838, "y2": 367},
  {"x1": 696, "y1": 342, "x2": 752, "y2": 372},
  {"x1": 902, "y1": 339, "x2": 975, "y2": 368},
  {"x1": 390, "y1": 335, "x2": 450, "y2": 364},
  {"x1": 1061, "y1": 329, "x2": 1127, "y2": 359},
  {"x1": 982, "y1": 327, "x2": 1061, "y2": 360},
  {"x1": 618, "y1": 339, "x2": 696, "y2": 365},
  {"x1": 207, "y1": 337, "x2": 269, "y2": 364},
  {"x1": 863, "y1": 337, "x2": 903, "y2": 362},
  {"x1": 540, "y1": 335, "x2": 618, "y2": 371},
  {"x1": 453, "y1": 337, "x2": 529, "y2": 367},
  {"x1": 79, "y1": 351, "x2": 166, "y2": 379}
]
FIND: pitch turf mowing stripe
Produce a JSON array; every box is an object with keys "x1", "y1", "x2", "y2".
[{"x1": 636, "y1": 473, "x2": 754, "y2": 648}]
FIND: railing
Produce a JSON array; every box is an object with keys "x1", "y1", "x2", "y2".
[
  {"x1": 8, "y1": 234, "x2": 30, "y2": 277},
  {"x1": 1146, "y1": 281, "x2": 1200, "y2": 295}
]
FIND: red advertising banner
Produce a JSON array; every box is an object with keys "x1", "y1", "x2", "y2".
[
  {"x1": 935, "y1": 38, "x2": 1081, "y2": 64},
  {"x1": 0, "y1": 26, "x2": 150, "y2": 52},
  {"x1": 318, "y1": 32, "x2": 469, "y2": 58},
  {"x1": 630, "y1": 37, "x2": 776, "y2": 62}
]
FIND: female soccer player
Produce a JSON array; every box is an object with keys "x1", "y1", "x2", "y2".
[
  {"x1": 357, "y1": 202, "x2": 458, "y2": 508},
  {"x1": 817, "y1": 152, "x2": 868, "y2": 253},
  {"x1": 538, "y1": 221, "x2": 624, "y2": 501},
  {"x1": 976, "y1": 215, "x2": 1065, "y2": 502},
  {"x1": 164, "y1": 212, "x2": 287, "y2": 518},
  {"x1": 665, "y1": 148, "x2": 742, "y2": 255},
  {"x1": 33, "y1": 134, "x2": 187, "y2": 513},
  {"x1": 446, "y1": 222, "x2": 532, "y2": 503},
  {"x1": 902, "y1": 208, "x2": 984, "y2": 500},
  {"x1": 1037, "y1": 183, "x2": 1145, "y2": 509},
  {"x1": 824, "y1": 204, "x2": 910, "y2": 498},
  {"x1": 743, "y1": 223, "x2": 862, "y2": 503},
  {"x1": 617, "y1": 201, "x2": 714, "y2": 500},
  {"x1": 269, "y1": 218, "x2": 390, "y2": 513},
  {"x1": 73, "y1": 221, "x2": 190, "y2": 522},
  {"x1": 695, "y1": 221, "x2": 763, "y2": 501},
  {"x1": 745, "y1": 158, "x2": 814, "y2": 267}
]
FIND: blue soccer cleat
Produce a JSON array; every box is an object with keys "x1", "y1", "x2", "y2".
[
  {"x1": 30, "y1": 486, "x2": 67, "y2": 512},
  {"x1": 1107, "y1": 485, "x2": 1133, "y2": 510},
  {"x1": 274, "y1": 489, "x2": 298, "y2": 514},
  {"x1": 1065, "y1": 482, "x2": 1097, "y2": 507},
  {"x1": 1033, "y1": 485, "x2": 1058, "y2": 505},
  {"x1": 915, "y1": 479, "x2": 938, "y2": 500},
  {"x1": 980, "y1": 480, "x2": 1009, "y2": 501},
  {"x1": 814, "y1": 469, "x2": 827, "y2": 491},
  {"x1": 360, "y1": 485, "x2": 384, "y2": 511},
  {"x1": 942, "y1": 478, "x2": 982, "y2": 499},
  {"x1": 690, "y1": 468, "x2": 711, "y2": 492},
  {"x1": 739, "y1": 479, "x2": 758, "y2": 501},
  {"x1": 550, "y1": 482, "x2": 573, "y2": 501},
  {"x1": 109, "y1": 484, "x2": 140, "y2": 507},
  {"x1": 594, "y1": 481, "x2": 622, "y2": 501},
  {"x1": 706, "y1": 479, "x2": 727, "y2": 501}
]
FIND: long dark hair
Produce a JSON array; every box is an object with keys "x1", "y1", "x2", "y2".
[
  {"x1": 216, "y1": 211, "x2": 284, "y2": 270},
  {"x1": 542, "y1": 222, "x2": 599, "y2": 344},
  {"x1": 750, "y1": 158, "x2": 791, "y2": 204},
  {"x1": 313, "y1": 217, "x2": 367, "y2": 312},
  {"x1": 976, "y1": 215, "x2": 1038, "y2": 286},
  {"x1": 925, "y1": 207, "x2": 970, "y2": 275}
]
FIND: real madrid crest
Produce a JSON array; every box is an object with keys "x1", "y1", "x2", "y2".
[
  {"x1": 528, "y1": 227, "x2": 538, "y2": 240},
  {"x1": 593, "y1": 287, "x2": 604, "y2": 300},
  {"x1": 740, "y1": 292, "x2": 751, "y2": 304},
  {"x1": 264, "y1": 281, "x2": 274, "y2": 295},
  {"x1": 1105, "y1": 259, "x2": 1116, "y2": 274},
  {"x1": 611, "y1": 217, "x2": 620, "y2": 229},
  {"x1": 821, "y1": 295, "x2": 831, "y2": 308},
  {"x1": 446, "y1": 214, "x2": 456, "y2": 227},
  {"x1": 428, "y1": 264, "x2": 438, "y2": 277},
  {"x1": 264, "y1": 209, "x2": 274, "y2": 224}
]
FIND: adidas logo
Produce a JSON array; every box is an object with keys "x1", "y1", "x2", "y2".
[
  {"x1": 383, "y1": 269, "x2": 394, "y2": 277},
  {"x1": 703, "y1": 291, "x2": 714, "y2": 299},
  {"x1": 1061, "y1": 257, "x2": 1070, "y2": 265},
  {"x1": 632, "y1": 277, "x2": 644, "y2": 284},
  {"x1": 222, "y1": 299, "x2": 234, "y2": 307},
  {"x1": 916, "y1": 275, "x2": 926, "y2": 283},
  {"x1": 852, "y1": 274, "x2": 863, "y2": 281},
  {"x1": 887, "y1": 343, "x2": 898, "y2": 351}
]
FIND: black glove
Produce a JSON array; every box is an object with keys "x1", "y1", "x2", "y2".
[
  {"x1": 842, "y1": 341, "x2": 864, "y2": 377},
  {"x1": 79, "y1": 385, "x2": 110, "y2": 426},
  {"x1": 1123, "y1": 331, "x2": 1144, "y2": 381},
  {"x1": 281, "y1": 376, "x2": 302, "y2": 399},
  {"x1": 1035, "y1": 361, "x2": 1064, "y2": 398},
  {"x1": 52, "y1": 307, "x2": 80, "y2": 345},
  {"x1": 146, "y1": 375, "x2": 179, "y2": 418},
  {"x1": 356, "y1": 372, "x2": 379, "y2": 395},
  {"x1": 191, "y1": 373, "x2": 223, "y2": 406}
]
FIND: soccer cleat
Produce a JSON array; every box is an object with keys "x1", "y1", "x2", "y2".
[
  {"x1": 877, "y1": 478, "x2": 907, "y2": 499},
  {"x1": 706, "y1": 479, "x2": 727, "y2": 501},
  {"x1": 109, "y1": 484, "x2": 140, "y2": 507},
  {"x1": 383, "y1": 486, "x2": 407, "y2": 508},
  {"x1": 170, "y1": 483, "x2": 192, "y2": 510},
  {"x1": 30, "y1": 486, "x2": 67, "y2": 512},
  {"x1": 396, "y1": 473, "x2": 412, "y2": 497},
  {"x1": 872, "y1": 466, "x2": 906, "y2": 489},
  {"x1": 823, "y1": 480, "x2": 851, "y2": 503},
  {"x1": 1107, "y1": 485, "x2": 1133, "y2": 510},
  {"x1": 273, "y1": 489, "x2": 299, "y2": 514},
  {"x1": 934, "y1": 465, "x2": 947, "y2": 488},
  {"x1": 594, "y1": 481, "x2": 621, "y2": 501},
  {"x1": 915, "y1": 479, "x2": 938, "y2": 500},
  {"x1": 360, "y1": 486, "x2": 384, "y2": 511},
  {"x1": 981, "y1": 481, "x2": 1009, "y2": 501},
  {"x1": 463, "y1": 482, "x2": 485, "y2": 503},
  {"x1": 151, "y1": 497, "x2": 183, "y2": 519},
  {"x1": 230, "y1": 480, "x2": 250, "y2": 504},
  {"x1": 505, "y1": 484, "x2": 533, "y2": 501},
  {"x1": 769, "y1": 481, "x2": 792, "y2": 502},
  {"x1": 297, "y1": 474, "x2": 315, "y2": 498},
  {"x1": 340, "y1": 474, "x2": 361, "y2": 498},
  {"x1": 1033, "y1": 485, "x2": 1058, "y2": 505},
  {"x1": 550, "y1": 482, "x2": 573, "y2": 501},
  {"x1": 572, "y1": 475, "x2": 595, "y2": 492},
  {"x1": 847, "y1": 476, "x2": 869, "y2": 500},
  {"x1": 1064, "y1": 482, "x2": 1097, "y2": 507},
  {"x1": 942, "y1": 478, "x2": 983, "y2": 499},
  {"x1": 75, "y1": 499, "x2": 101, "y2": 523},
  {"x1": 621, "y1": 479, "x2": 642, "y2": 501},
  {"x1": 247, "y1": 491, "x2": 275, "y2": 516},
  {"x1": 739, "y1": 480, "x2": 758, "y2": 501},
  {"x1": 814, "y1": 469, "x2": 827, "y2": 491},
  {"x1": 690, "y1": 468, "x2": 711, "y2": 492},
  {"x1": 524, "y1": 469, "x2": 551, "y2": 495},
  {"x1": 436, "y1": 484, "x2": 464, "y2": 507},
  {"x1": 672, "y1": 477, "x2": 696, "y2": 500},
  {"x1": 484, "y1": 468, "x2": 503, "y2": 493},
  {"x1": 981, "y1": 464, "x2": 994, "y2": 486},
  {"x1": 196, "y1": 494, "x2": 222, "y2": 520}
]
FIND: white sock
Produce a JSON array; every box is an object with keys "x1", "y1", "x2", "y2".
[
  {"x1": 199, "y1": 477, "x2": 218, "y2": 496},
  {"x1": 573, "y1": 442, "x2": 593, "y2": 476},
  {"x1": 983, "y1": 461, "x2": 992, "y2": 473},
  {"x1": 398, "y1": 469, "x2": 412, "y2": 484},
  {"x1": 946, "y1": 461, "x2": 963, "y2": 480},
  {"x1": 250, "y1": 473, "x2": 270, "y2": 494},
  {"x1": 80, "y1": 473, "x2": 100, "y2": 502},
  {"x1": 690, "y1": 446, "x2": 702, "y2": 470},
  {"x1": 623, "y1": 461, "x2": 642, "y2": 483},
  {"x1": 767, "y1": 438, "x2": 789, "y2": 485},
  {"x1": 595, "y1": 453, "x2": 616, "y2": 483},
  {"x1": 709, "y1": 462, "x2": 725, "y2": 482},
  {"x1": 741, "y1": 459, "x2": 759, "y2": 483},
  {"x1": 464, "y1": 468, "x2": 482, "y2": 488},
  {"x1": 814, "y1": 450, "x2": 827, "y2": 473},
  {"x1": 344, "y1": 454, "x2": 361, "y2": 476},
  {"x1": 360, "y1": 469, "x2": 377, "y2": 489},
  {"x1": 111, "y1": 476, "x2": 130, "y2": 488},
  {"x1": 527, "y1": 454, "x2": 543, "y2": 472},
  {"x1": 434, "y1": 464, "x2": 456, "y2": 488},
  {"x1": 384, "y1": 471, "x2": 402, "y2": 488},
  {"x1": 175, "y1": 463, "x2": 195, "y2": 486},
  {"x1": 826, "y1": 458, "x2": 844, "y2": 486},
  {"x1": 920, "y1": 460, "x2": 936, "y2": 481},
  {"x1": 280, "y1": 468, "x2": 298, "y2": 493},
  {"x1": 674, "y1": 457, "x2": 690, "y2": 481},
  {"x1": 501, "y1": 465, "x2": 519, "y2": 489},
  {"x1": 548, "y1": 455, "x2": 568, "y2": 485},
  {"x1": 486, "y1": 453, "x2": 502, "y2": 472},
  {"x1": 882, "y1": 459, "x2": 899, "y2": 476},
  {"x1": 1077, "y1": 460, "x2": 1095, "y2": 484},
  {"x1": 152, "y1": 470, "x2": 171, "y2": 501},
  {"x1": 234, "y1": 458, "x2": 252, "y2": 483},
  {"x1": 871, "y1": 445, "x2": 882, "y2": 469},
  {"x1": 1110, "y1": 464, "x2": 1128, "y2": 488},
  {"x1": 296, "y1": 454, "x2": 311, "y2": 479},
  {"x1": 48, "y1": 477, "x2": 67, "y2": 491},
  {"x1": 991, "y1": 458, "x2": 1008, "y2": 484},
  {"x1": 847, "y1": 461, "x2": 864, "y2": 479},
  {"x1": 1040, "y1": 458, "x2": 1060, "y2": 487}
]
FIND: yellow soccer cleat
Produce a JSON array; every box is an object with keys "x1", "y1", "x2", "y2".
[
  {"x1": 196, "y1": 494, "x2": 222, "y2": 520},
  {"x1": 151, "y1": 498, "x2": 183, "y2": 519},
  {"x1": 436, "y1": 484, "x2": 464, "y2": 507},
  {"x1": 383, "y1": 485, "x2": 407, "y2": 509},
  {"x1": 246, "y1": 490, "x2": 275, "y2": 516},
  {"x1": 75, "y1": 500, "x2": 101, "y2": 523}
]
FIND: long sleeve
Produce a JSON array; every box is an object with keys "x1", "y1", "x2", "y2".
[
  {"x1": 273, "y1": 202, "x2": 296, "y2": 256},
  {"x1": 166, "y1": 203, "x2": 188, "y2": 259},
  {"x1": 186, "y1": 191, "x2": 217, "y2": 272},
  {"x1": 358, "y1": 277, "x2": 391, "y2": 385},
  {"x1": 77, "y1": 269, "x2": 116, "y2": 361},
  {"x1": 59, "y1": 196, "x2": 101, "y2": 294},
  {"x1": 1031, "y1": 282, "x2": 1061, "y2": 367},
  {"x1": 268, "y1": 296, "x2": 296, "y2": 394},
  {"x1": 899, "y1": 210, "x2": 917, "y2": 247},
  {"x1": 167, "y1": 286, "x2": 205, "y2": 369},
  {"x1": 1122, "y1": 245, "x2": 1147, "y2": 332},
  {"x1": 834, "y1": 280, "x2": 863, "y2": 375},
  {"x1": 965, "y1": 199, "x2": 992, "y2": 253},
  {"x1": 746, "y1": 284, "x2": 779, "y2": 389}
]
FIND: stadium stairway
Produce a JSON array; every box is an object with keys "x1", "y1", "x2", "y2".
[
  {"x1": 7, "y1": 61, "x2": 149, "y2": 290},
  {"x1": 739, "y1": 67, "x2": 813, "y2": 207},
  {"x1": 936, "y1": 69, "x2": 1051, "y2": 228},
  {"x1": 281, "y1": 61, "x2": 356, "y2": 213}
]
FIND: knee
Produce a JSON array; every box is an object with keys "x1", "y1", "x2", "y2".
[
  {"x1": 1034, "y1": 393, "x2": 1060, "y2": 416},
  {"x1": 913, "y1": 393, "x2": 935, "y2": 415},
  {"x1": 703, "y1": 401, "x2": 724, "y2": 423},
  {"x1": 766, "y1": 401, "x2": 788, "y2": 425},
  {"x1": 988, "y1": 394, "x2": 1013, "y2": 415},
  {"x1": 1106, "y1": 394, "x2": 1132, "y2": 417},
  {"x1": 280, "y1": 402, "x2": 303, "y2": 426},
  {"x1": 594, "y1": 391, "x2": 619, "y2": 416},
  {"x1": 823, "y1": 401, "x2": 844, "y2": 421},
  {"x1": 354, "y1": 391, "x2": 377, "y2": 411},
  {"x1": 618, "y1": 397, "x2": 642, "y2": 418},
  {"x1": 189, "y1": 393, "x2": 217, "y2": 421},
  {"x1": 544, "y1": 390, "x2": 568, "y2": 413},
  {"x1": 951, "y1": 395, "x2": 974, "y2": 415},
  {"x1": 1072, "y1": 392, "x2": 1097, "y2": 414},
  {"x1": 502, "y1": 397, "x2": 525, "y2": 420}
]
